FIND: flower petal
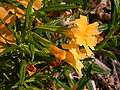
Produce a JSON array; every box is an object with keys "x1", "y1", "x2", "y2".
[
  {"x1": 73, "y1": 15, "x2": 88, "y2": 32},
  {"x1": 87, "y1": 22, "x2": 100, "y2": 35},
  {"x1": 66, "y1": 51, "x2": 76, "y2": 65},
  {"x1": 78, "y1": 49, "x2": 87, "y2": 59},
  {"x1": 86, "y1": 36, "x2": 97, "y2": 48},
  {"x1": 75, "y1": 60, "x2": 84, "y2": 77},
  {"x1": 64, "y1": 30, "x2": 75, "y2": 38},
  {"x1": 66, "y1": 50, "x2": 84, "y2": 77},
  {"x1": 96, "y1": 35, "x2": 103, "y2": 43},
  {"x1": 50, "y1": 45, "x2": 66, "y2": 60},
  {"x1": 84, "y1": 45, "x2": 94, "y2": 56}
]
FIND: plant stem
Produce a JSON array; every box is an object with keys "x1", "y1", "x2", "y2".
[{"x1": 25, "y1": 0, "x2": 34, "y2": 31}]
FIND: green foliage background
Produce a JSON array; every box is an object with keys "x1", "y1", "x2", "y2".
[{"x1": 0, "y1": 0, "x2": 120, "y2": 90}]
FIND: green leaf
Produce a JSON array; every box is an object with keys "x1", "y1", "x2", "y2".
[
  {"x1": 18, "y1": 60, "x2": 26, "y2": 90},
  {"x1": 64, "y1": 70, "x2": 74, "y2": 88},
  {"x1": 29, "y1": 44, "x2": 35, "y2": 61},
  {"x1": 114, "y1": 0, "x2": 120, "y2": 13},
  {"x1": 25, "y1": 0, "x2": 34, "y2": 31},
  {"x1": 99, "y1": 24, "x2": 109, "y2": 31},
  {"x1": 24, "y1": 83, "x2": 41, "y2": 90},
  {"x1": 54, "y1": 78, "x2": 70, "y2": 90},
  {"x1": 101, "y1": 49, "x2": 117, "y2": 60},
  {"x1": 107, "y1": 37, "x2": 118, "y2": 47},
  {"x1": 75, "y1": 64, "x2": 92, "y2": 90},
  {"x1": 32, "y1": 32, "x2": 51, "y2": 47},
  {"x1": 35, "y1": 48, "x2": 49, "y2": 57},
  {"x1": 92, "y1": 59, "x2": 111, "y2": 74},
  {"x1": 26, "y1": 86, "x2": 42, "y2": 90},
  {"x1": 34, "y1": 25, "x2": 67, "y2": 32},
  {"x1": 25, "y1": 77, "x2": 36, "y2": 83},
  {"x1": 42, "y1": 4, "x2": 80, "y2": 12}
]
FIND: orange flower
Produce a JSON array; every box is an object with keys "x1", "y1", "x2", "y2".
[
  {"x1": 16, "y1": 0, "x2": 43, "y2": 10},
  {"x1": 49, "y1": 44, "x2": 66, "y2": 60},
  {"x1": 66, "y1": 50, "x2": 84, "y2": 77},
  {"x1": 49, "y1": 15, "x2": 102, "y2": 77},
  {"x1": 26, "y1": 64, "x2": 37, "y2": 76},
  {"x1": 62, "y1": 40, "x2": 87, "y2": 60},
  {"x1": 49, "y1": 44, "x2": 84, "y2": 76},
  {"x1": 60, "y1": 15, "x2": 103, "y2": 76},
  {"x1": 65, "y1": 15, "x2": 102, "y2": 57}
]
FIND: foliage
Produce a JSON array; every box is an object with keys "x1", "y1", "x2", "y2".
[{"x1": 0, "y1": 0, "x2": 120, "y2": 90}]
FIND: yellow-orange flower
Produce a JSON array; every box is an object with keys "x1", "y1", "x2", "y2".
[
  {"x1": 49, "y1": 44, "x2": 84, "y2": 76},
  {"x1": 16, "y1": 0, "x2": 43, "y2": 10},
  {"x1": 66, "y1": 49, "x2": 84, "y2": 76},
  {"x1": 65, "y1": 15, "x2": 101, "y2": 57},
  {"x1": 62, "y1": 40, "x2": 87, "y2": 60},
  {"x1": 53, "y1": 15, "x2": 103, "y2": 76},
  {"x1": 49, "y1": 44, "x2": 66, "y2": 60}
]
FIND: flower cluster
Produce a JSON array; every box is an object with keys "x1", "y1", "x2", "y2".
[{"x1": 50, "y1": 15, "x2": 102, "y2": 76}]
